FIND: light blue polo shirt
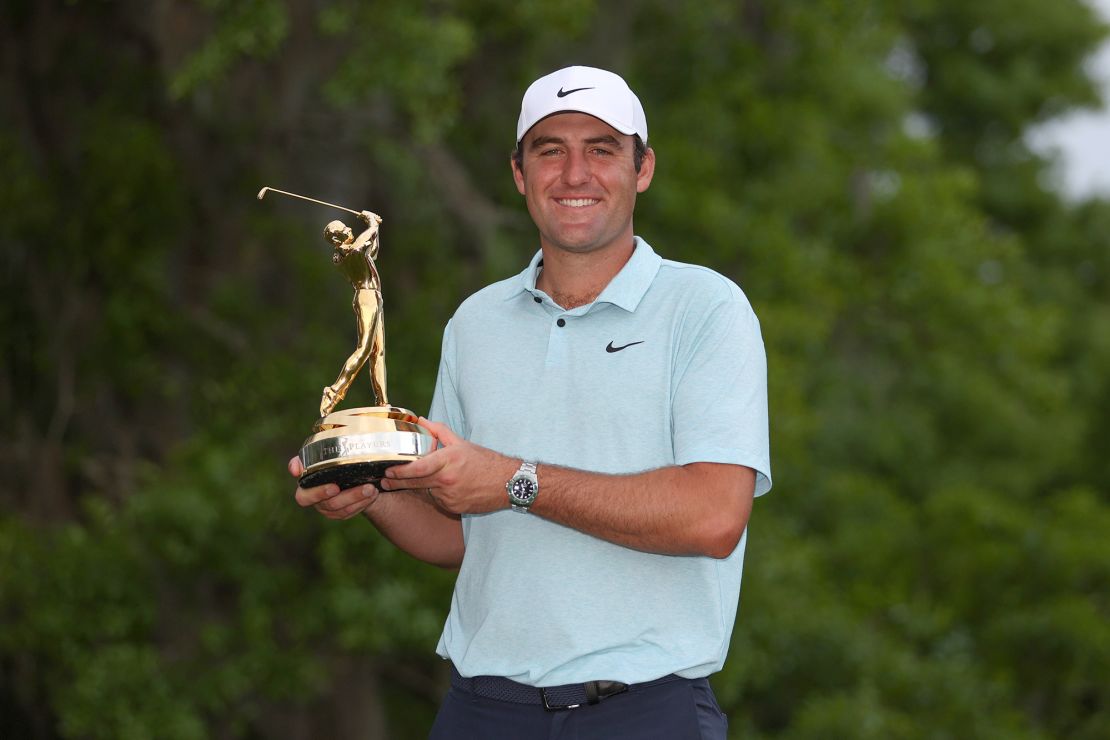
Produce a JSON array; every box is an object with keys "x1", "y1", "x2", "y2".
[{"x1": 428, "y1": 237, "x2": 771, "y2": 686}]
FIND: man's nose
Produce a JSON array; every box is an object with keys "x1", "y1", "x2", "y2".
[{"x1": 561, "y1": 150, "x2": 591, "y2": 186}]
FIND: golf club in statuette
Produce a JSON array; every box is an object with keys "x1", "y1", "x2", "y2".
[{"x1": 258, "y1": 186, "x2": 435, "y2": 489}]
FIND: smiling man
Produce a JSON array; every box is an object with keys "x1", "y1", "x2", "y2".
[{"x1": 291, "y1": 66, "x2": 771, "y2": 739}]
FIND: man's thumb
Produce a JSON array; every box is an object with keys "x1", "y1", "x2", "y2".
[{"x1": 419, "y1": 417, "x2": 461, "y2": 446}]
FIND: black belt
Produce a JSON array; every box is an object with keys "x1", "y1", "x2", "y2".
[{"x1": 450, "y1": 665, "x2": 684, "y2": 711}]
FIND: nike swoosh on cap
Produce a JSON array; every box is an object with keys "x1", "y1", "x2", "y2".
[
  {"x1": 556, "y1": 86, "x2": 594, "y2": 98},
  {"x1": 606, "y1": 340, "x2": 645, "y2": 353}
]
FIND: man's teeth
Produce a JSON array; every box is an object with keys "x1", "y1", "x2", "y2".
[{"x1": 558, "y1": 198, "x2": 598, "y2": 207}]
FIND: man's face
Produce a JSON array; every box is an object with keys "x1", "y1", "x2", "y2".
[{"x1": 512, "y1": 112, "x2": 654, "y2": 258}]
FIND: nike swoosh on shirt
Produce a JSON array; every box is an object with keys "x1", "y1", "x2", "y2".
[
  {"x1": 606, "y1": 340, "x2": 645, "y2": 353},
  {"x1": 557, "y1": 86, "x2": 594, "y2": 98}
]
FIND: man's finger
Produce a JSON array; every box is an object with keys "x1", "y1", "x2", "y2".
[
  {"x1": 384, "y1": 449, "x2": 447, "y2": 481},
  {"x1": 288, "y1": 456, "x2": 304, "y2": 476},
  {"x1": 418, "y1": 417, "x2": 463, "y2": 446},
  {"x1": 319, "y1": 484, "x2": 379, "y2": 514},
  {"x1": 295, "y1": 483, "x2": 339, "y2": 507},
  {"x1": 380, "y1": 474, "x2": 436, "y2": 492},
  {"x1": 416, "y1": 418, "x2": 443, "y2": 447},
  {"x1": 313, "y1": 484, "x2": 377, "y2": 512},
  {"x1": 335, "y1": 495, "x2": 376, "y2": 519}
]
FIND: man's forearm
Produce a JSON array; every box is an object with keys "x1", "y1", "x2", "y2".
[
  {"x1": 364, "y1": 489, "x2": 464, "y2": 568},
  {"x1": 528, "y1": 462, "x2": 754, "y2": 558}
]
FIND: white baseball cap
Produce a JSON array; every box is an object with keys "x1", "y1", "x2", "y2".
[{"x1": 515, "y1": 66, "x2": 648, "y2": 144}]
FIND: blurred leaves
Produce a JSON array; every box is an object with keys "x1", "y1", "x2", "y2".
[{"x1": 170, "y1": 0, "x2": 289, "y2": 100}]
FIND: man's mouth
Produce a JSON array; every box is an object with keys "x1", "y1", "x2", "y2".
[{"x1": 555, "y1": 198, "x2": 600, "y2": 208}]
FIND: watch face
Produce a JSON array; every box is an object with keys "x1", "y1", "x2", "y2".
[{"x1": 510, "y1": 477, "x2": 537, "y2": 503}]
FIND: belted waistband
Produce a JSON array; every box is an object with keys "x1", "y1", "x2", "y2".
[{"x1": 450, "y1": 665, "x2": 684, "y2": 711}]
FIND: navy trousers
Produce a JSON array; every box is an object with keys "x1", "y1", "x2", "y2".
[{"x1": 428, "y1": 674, "x2": 728, "y2": 740}]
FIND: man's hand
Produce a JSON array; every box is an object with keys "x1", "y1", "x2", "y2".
[
  {"x1": 289, "y1": 456, "x2": 381, "y2": 520},
  {"x1": 378, "y1": 418, "x2": 517, "y2": 515}
]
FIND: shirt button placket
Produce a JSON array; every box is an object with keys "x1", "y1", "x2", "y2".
[{"x1": 546, "y1": 315, "x2": 568, "y2": 367}]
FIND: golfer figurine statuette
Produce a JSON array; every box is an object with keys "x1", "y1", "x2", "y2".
[{"x1": 258, "y1": 186, "x2": 435, "y2": 489}]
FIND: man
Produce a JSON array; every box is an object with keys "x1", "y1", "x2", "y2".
[{"x1": 290, "y1": 65, "x2": 771, "y2": 739}]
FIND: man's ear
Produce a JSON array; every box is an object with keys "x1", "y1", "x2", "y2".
[
  {"x1": 636, "y1": 147, "x2": 656, "y2": 193},
  {"x1": 511, "y1": 155, "x2": 526, "y2": 195}
]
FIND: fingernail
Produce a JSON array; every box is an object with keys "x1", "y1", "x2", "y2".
[
  {"x1": 327, "y1": 485, "x2": 339, "y2": 496},
  {"x1": 362, "y1": 485, "x2": 375, "y2": 497}
]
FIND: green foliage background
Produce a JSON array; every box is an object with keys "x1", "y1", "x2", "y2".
[{"x1": 2, "y1": 0, "x2": 1108, "y2": 737}]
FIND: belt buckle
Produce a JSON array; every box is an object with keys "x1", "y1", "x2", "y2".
[
  {"x1": 541, "y1": 681, "x2": 628, "y2": 711},
  {"x1": 541, "y1": 688, "x2": 580, "y2": 711}
]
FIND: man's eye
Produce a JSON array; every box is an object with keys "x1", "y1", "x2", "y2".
[{"x1": 591, "y1": 148, "x2": 614, "y2": 156}]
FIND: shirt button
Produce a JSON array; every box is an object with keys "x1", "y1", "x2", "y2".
[
  {"x1": 557, "y1": 318, "x2": 566, "y2": 327},
  {"x1": 533, "y1": 296, "x2": 542, "y2": 303}
]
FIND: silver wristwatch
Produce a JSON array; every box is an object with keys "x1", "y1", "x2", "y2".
[{"x1": 506, "y1": 461, "x2": 539, "y2": 512}]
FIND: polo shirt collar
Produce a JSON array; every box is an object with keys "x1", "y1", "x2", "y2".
[{"x1": 510, "y1": 236, "x2": 662, "y2": 313}]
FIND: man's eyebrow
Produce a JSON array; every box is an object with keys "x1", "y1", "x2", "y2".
[
  {"x1": 584, "y1": 135, "x2": 623, "y2": 147},
  {"x1": 529, "y1": 136, "x2": 564, "y2": 150},
  {"x1": 528, "y1": 134, "x2": 625, "y2": 150}
]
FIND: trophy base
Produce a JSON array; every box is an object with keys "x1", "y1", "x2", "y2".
[
  {"x1": 298, "y1": 406, "x2": 435, "y2": 490},
  {"x1": 299, "y1": 460, "x2": 404, "y2": 490}
]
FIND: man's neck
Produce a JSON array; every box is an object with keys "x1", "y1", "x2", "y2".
[{"x1": 536, "y1": 239, "x2": 636, "y2": 310}]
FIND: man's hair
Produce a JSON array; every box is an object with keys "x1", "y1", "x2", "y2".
[{"x1": 512, "y1": 135, "x2": 649, "y2": 175}]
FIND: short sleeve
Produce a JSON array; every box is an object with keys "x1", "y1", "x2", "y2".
[
  {"x1": 670, "y1": 298, "x2": 772, "y2": 496},
  {"x1": 427, "y1": 319, "x2": 469, "y2": 437}
]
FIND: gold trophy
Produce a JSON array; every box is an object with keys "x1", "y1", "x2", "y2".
[{"x1": 258, "y1": 187, "x2": 435, "y2": 489}]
